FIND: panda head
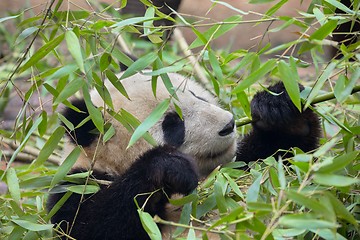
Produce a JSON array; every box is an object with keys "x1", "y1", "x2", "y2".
[{"x1": 63, "y1": 72, "x2": 237, "y2": 177}]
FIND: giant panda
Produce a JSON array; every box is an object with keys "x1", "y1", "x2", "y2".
[{"x1": 47, "y1": 71, "x2": 321, "y2": 239}]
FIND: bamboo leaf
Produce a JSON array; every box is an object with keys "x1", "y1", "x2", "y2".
[
  {"x1": 279, "y1": 214, "x2": 339, "y2": 229},
  {"x1": 120, "y1": 52, "x2": 158, "y2": 80},
  {"x1": 82, "y1": 85, "x2": 104, "y2": 134},
  {"x1": 304, "y1": 62, "x2": 337, "y2": 109},
  {"x1": 31, "y1": 127, "x2": 65, "y2": 168},
  {"x1": 316, "y1": 151, "x2": 358, "y2": 173},
  {"x1": 189, "y1": 15, "x2": 242, "y2": 49},
  {"x1": 65, "y1": 30, "x2": 85, "y2": 73},
  {"x1": 106, "y1": 70, "x2": 130, "y2": 100},
  {"x1": 50, "y1": 147, "x2": 81, "y2": 188},
  {"x1": 313, "y1": 173, "x2": 360, "y2": 187},
  {"x1": 233, "y1": 59, "x2": 277, "y2": 93},
  {"x1": 6, "y1": 168, "x2": 21, "y2": 205},
  {"x1": 20, "y1": 33, "x2": 65, "y2": 73},
  {"x1": 246, "y1": 174, "x2": 262, "y2": 203},
  {"x1": 286, "y1": 191, "x2": 328, "y2": 215},
  {"x1": 11, "y1": 219, "x2": 53, "y2": 232},
  {"x1": 278, "y1": 60, "x2": 301, "y2": 111},
  {"x1": 54, "y1": 77, "x2": 85, "y2": 105},
  {"x1": 67, "y1": 185, "x2": 100, "y2": 194},
  {"x1": 15, "y1": 26, "x2": 38, "y2": 44},
  {"x1": 127, "y1": 99, "x2": 170, "y2": 148},
  {"x1": 138, "y1": 210, "x2": 162, "y2": 240}
]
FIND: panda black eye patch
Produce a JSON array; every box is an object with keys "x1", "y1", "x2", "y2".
[
  {"x1": 189, "y1": 90, "x2": 208, "y2": 102},
  {"x1": 162, "y1": 111, "x2": 185, "y2": 148}
]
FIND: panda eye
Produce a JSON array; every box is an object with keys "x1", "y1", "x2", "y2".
[{"x1": 189, "y1": 90, "x2": 208, "y2": 102}]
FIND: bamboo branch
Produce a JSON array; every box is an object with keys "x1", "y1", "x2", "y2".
[{"x1": 236, "y1": 85, "x2": 360, "y2": 127}]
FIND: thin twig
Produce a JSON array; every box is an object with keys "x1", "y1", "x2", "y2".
[{"x1": 173, "y1": 28, "x2": 209, "y2": 85}]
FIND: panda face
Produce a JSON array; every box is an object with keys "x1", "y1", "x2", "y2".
[
  {"x1": 160, "y1": 87, "x2": 236, "y2": 177},
  {"x1": 67, "y1": 72, "x2": 237, "y2": 177}
]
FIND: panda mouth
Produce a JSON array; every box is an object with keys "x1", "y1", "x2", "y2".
[{"x1": 205, "y1": 142, "x2": 236, "y2": 160}]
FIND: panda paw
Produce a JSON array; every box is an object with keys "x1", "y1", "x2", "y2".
[
  {"x1": 141, "y1": 146, "x2": 199, "y2": 196},
  {"x1": 250, "y1": 82, "x2": 305, "y2": 132}
]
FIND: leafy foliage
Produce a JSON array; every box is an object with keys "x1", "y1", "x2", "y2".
[{"x1": 0, "y1": 0, "x2": 359, "y2": 239}]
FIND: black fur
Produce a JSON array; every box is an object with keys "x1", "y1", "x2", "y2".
[
  {"x1": 236, "y1": 82, "x2": 321, "y2": 163},
  {"x1": 330, "y1": 0, "x2": 359, "y2": 59},
  {"x1": 62, "y1": 99, "x2": 98, "y2": 147},
  {"x1": 162, "y1": 111, "x2": 185, "y2": 147},
  {"x1": 47, "y1": 146, "x2": 198, "y2": 240}
]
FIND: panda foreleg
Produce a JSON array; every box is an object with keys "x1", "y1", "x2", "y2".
[
  {"x1": 48, "y1": 145, "x2": 198, "y2": 240},
  {"x1": 236, "y1": 82, "x2": 321, "y2": 164}
]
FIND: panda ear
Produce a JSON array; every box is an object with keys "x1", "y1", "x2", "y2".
[{"x1": 62, "y1": 99, "x2": 98, "y2": 147}]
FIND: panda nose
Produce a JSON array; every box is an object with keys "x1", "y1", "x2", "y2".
[{"x1": 218, "y1": 118, "x2": 235, "y2": 136}]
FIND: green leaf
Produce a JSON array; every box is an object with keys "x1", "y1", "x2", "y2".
[
  {"x1": 316, "y1": 151, "x2": 358, "y2": 173},
  {"x1": 324, "y1": 0, "x2": 355, "y2": 14},
  {"x1": 237, "y1": 91, "x2": 251, "y2": 118},
  {"x1": 100, "y1": 52, "x2": 112, "y2": 72},
  {"x1": 142, "y1": 65, "x2": 184, "y2": 76},
  {"x1": 279, "y1": 214, "x2": 339, "y2": 229},
  {"x1": 54, "y1": 77, "x2": 85, "y2": 105},
  {"x1": 232, "y1": 59, "x2": 277, "y2": 93},
  {"x1": 214, "y1": 174, "x2": 228, "y2": 213},
  {"x1": 6, "y1": 168, "x2": 21, "y2": 205},
  {"x1": 286, "y1": 191, "x2": 328, "y2": 216},
  {"x1": 189, "y1": 15, "x2": 243, "y2": 49},
  {"x1": 15, "y1": 26, "x2": 38, "y2": 44},
  {"x1": 127, "y1": 99, "x2": 170, "y2": 148},
  {"x1": 103, "y1": 125, "x2": 115, "y2": 143},
  {"x1": 53, "y1": 10, "x2": 90, "y2": 21},
  {"x1": 0, "y1": 14, "x2": 20, "y2": 23},
  {"x1": 45, "y1": 192, "x2": 72, "y2": 221},
  {"x1": 278, "y1": 60, "x2": 301, "y2": 111},
  {"x1": 1, "y1": 116, "x2": 43, "y2": 179},
  {"x1": 249, "y1": 0, "x2": 276, "y2": 4},
  {"x1": 94, "y1": 73, "x2": 114, "y2": 110},
  {"x1": 313, "y1": 173, "x2": 360, "y2": 187},
  {"x1": 246, "y1": 174, "x2": 262, "y2": 203},
  {"x1": 224, "y1": 173, "x2": 244, "y2": 200},
  {"x1": 47, "y1": 64, "x2": 78, "y2": 81},
  {"x1": 11, "y1": 219, "x2": 53, "y2": 232},
  {"x1": 210, "y1": 1, "x2": 248, "y2": 14},
  {"x1": 50, "y1": 147, "x2": 81, "y2": 188},
  {"x1": 313, "y1": 137, "x2": 338, "y2": 158},
  {"x1": 310, "y1": 20, "x2": 338, "y2": 41},
  {"x1": 324, "y1": 192, "x2": 358, "y2": 226},
  {"x1": 169, "y1": 193, "x2": 198, "y2": 206},
  {"x1": 105, "y1": 70, "x2": 130, "y2": 100},
  {"x1": 67, "y1": 185, "x2": 100, "y2": 194},
  {"x1": 111, "y1": 16, "x2": 157, "y2": 28},
  {"x1": 313, "y1": 7, "x2": 326, "y2": 26},
  {"x1": 304, "y1": 62, "x2": 337, "y2": 109},
  {"x1": 263, "y1": 0, "x2": 288, "y2": 17},
  {"x1": 278, "y1": 157, "x2": 286, "y2": 190},
  {"x1": 82, "y1": 85, "x2": 104, "y2": 134},
  {"x1": 334, "y1": 68, "x2": 360, "y2": 103},
  {"x1": 120, "y1": 52, "x2": 158, "y2": 80},
  {"x1": 31, "y1": 127, "x2": 65, "y2": 168},
  {"x1": 65, "y1": 30, "x2": 85, "y2": 73},
  {"x1": 209, "y1": 50, "x2": 223, "y2": 83},
  {"x1": 20, "y1": 33, "x2": 65, "y2": 73},
  {"x1": 138, "y1": 210, "x2": 162, "y2": 240},
  {"x1": 38, "y1": 111, "x2": 48, "y2": 137}
]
